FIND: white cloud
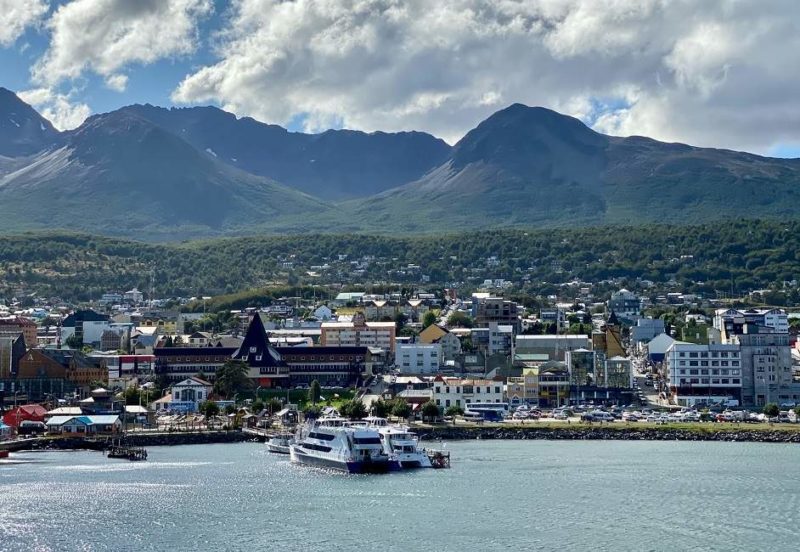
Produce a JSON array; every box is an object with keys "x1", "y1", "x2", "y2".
[
  {"x1": 171, "y1": 0, "x2": 800, "y2": 153},
  {"x1": 18, "y1": 87, "x2": 91, "y2": 130},
  {"x1": 0, "y1": 0, "x2": 48, "y2": 46},
  {"x1": 32, "y1": 0, "x2": 212, "y2": 89}
]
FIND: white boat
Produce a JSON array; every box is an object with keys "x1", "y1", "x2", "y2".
[
  {"x1": 289, "y1": 416, "x2": 390, "y2": 473},
  {"x1": 266, "y1": 433, "x2": 294, "y2": 454},
  {"x1": 365, "y1": 416, "x2": 432, "y2": 469}
]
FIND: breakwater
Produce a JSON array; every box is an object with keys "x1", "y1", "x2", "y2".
[{"x1": 415, "y1": 425, "x2": 800, "y2": 443}]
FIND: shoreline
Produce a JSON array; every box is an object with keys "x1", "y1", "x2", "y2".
[
  {"x1": 414, "y1": 424, "x2": 800, "y2": 443},
  {"x1": 5, "y1": 423, "x2": 800, "y2": 452}
]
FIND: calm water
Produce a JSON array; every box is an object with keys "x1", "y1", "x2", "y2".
[{"x1": 1, "y1": 440, "x2": 799, "y2": 551}]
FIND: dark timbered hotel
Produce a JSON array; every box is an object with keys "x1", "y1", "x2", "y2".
[{"x1": 154, "y1": 314, "x2": 378, "y2": 387}]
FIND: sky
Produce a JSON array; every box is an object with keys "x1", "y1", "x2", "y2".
[{"x1": 1, "y1": 0, "x2": 799, "y2": 157}]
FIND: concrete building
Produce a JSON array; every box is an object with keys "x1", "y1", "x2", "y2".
[
  {"x1": 321, "y1": 313, "x2": 396, "y2": 352},
  {"x1": 665, "y1": 343, "x2": 742, "y2": 406},
  {"x1": 471, "y1": 323, "x2": 513, "y2": 356},
  {"x1": 473, "y1": 296, "x2": 520, "y2": 331},
  {"x1": 0, "y1": 317, "x2": 38, "y2": 348},
  {"x1": 395, "y1": 343, "x2": 441, "y2": 374},
  {"x1": 733, "y1": 331, "x2": 794, "y2": 407}
]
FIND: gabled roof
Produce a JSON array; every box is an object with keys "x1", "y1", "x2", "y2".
[{"x1": 233, "y1": 315, "x2": 285, "y2": 368}]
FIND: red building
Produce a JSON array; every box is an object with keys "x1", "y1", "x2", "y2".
[{"x1": 2, "y1": 404, "x2": 47, "y2": 427}]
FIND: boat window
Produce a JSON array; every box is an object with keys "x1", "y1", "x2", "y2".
[
  {"x1": 353, "y1": 437, "x2": 381, "y2": 445},
  {"x1": 308, "y1": 431, "x2": 336, "y2": 441},
  {"x1": 301, "y1": 442, "x2": 332, "y2": 452}
]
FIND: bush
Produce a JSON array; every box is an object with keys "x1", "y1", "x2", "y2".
[
  {"x1": 371, "y1": 398, "x2": 390, "y2": 418},
  {"x1": 339, "y1": 399, "x2": 367, "y2": 420},
  {"x1": 445, "y1": 405, "x2": 464, "y2": 417},
  {"x1": 763, "y1": 403, "x2": 780, "y2": 417}
]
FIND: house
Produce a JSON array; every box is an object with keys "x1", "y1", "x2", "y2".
[
  {"x1": 45, "y1": 415, "x2": 121, "y2": 434},
  {"x1": 169, "y1": 377, "x2": 213, "y2": 412},
  {"x1": 419, "y1": 324, "x2": 462, "y2": 360},
  {"x1": 537, "y1": 361, "x2": 570, "y2": 407},
  {"x1": 607, "y1": 289, "x2": 641, "y2": 321}
]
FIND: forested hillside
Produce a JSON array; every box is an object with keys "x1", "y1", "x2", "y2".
[{"x1": 1, "y1": 221, "x2": 798, "y2": 303}]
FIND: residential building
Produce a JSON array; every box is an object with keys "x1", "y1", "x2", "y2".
[
  {"x1": 395, "y1": 343, "x2": 441, "y2": 374},
  {"x1": 432, "y1": 376, "x2": 504, "y2": 409},
  {"x1": 539, "y1": 308, "x2": 566, "y2": 331},
  {"x1": 418, "y1": 324, "x2": 462, "y2": 360},
  {"x1": 714, "y1": 308, "x2": 789, "y2": 341},
  {"x1": 471, "y1": 323, "x2": 513, "y2": 356},
  {"x1": 537, "y1": 361, "x2": 570, "y2": 407},
  {"x1": 607, "y1": 289, "x2": 641, "y2": 320},
  {"x1": 123, "y1": 288, "x2": 144, "y2": 304},
  {"x1": 473, "y1": 296, "x2": 520, "y2": 331},
  {"x1": 320, "y1": 313, "x2": 396, "y2": 352},
  {"x1": 665, "y1": 343, "x2": 742, "y2": 406},
  {"x1": 734, "y1": 331, "x2": 794, "y2": 407}
]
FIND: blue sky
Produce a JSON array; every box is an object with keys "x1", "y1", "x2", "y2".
[{"x1": 1, "y1": 0, "x2": 799, "y2": 157}]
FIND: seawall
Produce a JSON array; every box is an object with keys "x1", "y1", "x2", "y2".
[
  {"x1": 3, "y1": 430, "x2": 251, "y2": 451},
  {"x1": 414, "y1": 425, "x2": 800, "y2": 443}
]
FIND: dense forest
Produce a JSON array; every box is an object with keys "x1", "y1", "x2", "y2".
[{"x1": 0, "y1": 220, "x2": 799, "y2": 304}]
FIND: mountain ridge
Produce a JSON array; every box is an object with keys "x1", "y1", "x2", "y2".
[{"x1": 2, "y1": 86, "x2": 800, "y2": 240}]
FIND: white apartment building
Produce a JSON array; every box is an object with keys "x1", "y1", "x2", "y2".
[
  {"x1": 665, "y1": 343, "x2": 742, "y2": 406},
  {"x1": 432, "y1": 377, "x2": 504, "y2": 409},
  {"x1": 714, "y1": 308, "x2": 789, "y2": 341},
  {"x1": 395, "y1": 343, "x2": 441, "y2": 374},
  {"x1": 321, "y1": 315, "x2": 396, "y2": 352}
]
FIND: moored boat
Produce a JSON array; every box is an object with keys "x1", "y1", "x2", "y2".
[
  {"x1": 290, "y1": 416, "x2": 390, "y2": 473},
  {"x1": 266, "y1": 433, "x2": 294, "y2": 454}
]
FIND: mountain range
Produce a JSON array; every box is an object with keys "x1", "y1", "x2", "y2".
[{"x1": 1, "y1": 86, "x2": 799, "y2": 241}]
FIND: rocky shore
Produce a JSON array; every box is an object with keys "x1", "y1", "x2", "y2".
[
  {"x1": 8, "y1": 430, "x2": 251, "y2": 451},
  {"x1": 415, "y1": 425, "x2": 800, "y2": 443}
]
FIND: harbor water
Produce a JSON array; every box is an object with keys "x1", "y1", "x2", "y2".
[{"x1": 2, "y1": 440, "x2": 799, "y2": 551}]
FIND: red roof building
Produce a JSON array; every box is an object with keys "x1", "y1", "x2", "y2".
[{"x1": 2, "y1": 404, "x2": 48, "y2": 427}]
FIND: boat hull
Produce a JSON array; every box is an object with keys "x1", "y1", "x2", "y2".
[
  {"x1": 266, "y1": 444, "x2": 291, "y2": 454},
  {"x1": 290, "y1": 446, "x2": 389, "y2": 474}
]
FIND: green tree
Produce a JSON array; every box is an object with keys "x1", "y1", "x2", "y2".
[
  {"x1": 421, "y1": 401, "x2": 441, "y2": 422},
  {"x1": 225, "y1": 404, "x2": 236, "y2": 415},
  {"x1": 123, "y1": 386, "x2": 140, "y2": 405},
  {"x1": 763, "y1": 403, "x2": 780, "y2": 417},
  {"x1": 445, "y1": 405, "x2": 464, "y2": 424},
  {"x1": 212, "y1": 360, "x2": 252, "y2": 398},
  {"x1": 371, "y1": 398, "x2": 391, "y2": 417},
  {"x1": 447, "y1": 312, "x2": 473, "y2": 328},
  {"x1": 65, "y1": 334, "x2": 82, "y2": 349},
  {"x1": 308, "y1": 379, "x2": 321, "y2": 405},
  {"x1": 340, "y1": 399, "x2": 367, "y2": 420},
  {"x1": 251, "y1": 399, "x2": 265, "y2": 413},
  {"x1": 391, "y1": 399, "x2": 412, "y2": 419},
  {"x1": 302, "y1": 404, "x2": 321, "y2": 419},
  {"x1": 199, "y1": 400, "x2": 220, "y2": 418},
  {"x1": 267, "y1": 398, "x2": 283, "y2": 414},
  {"x1": 422, "y1": 311, "x2": 437, "y2": 328}
]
